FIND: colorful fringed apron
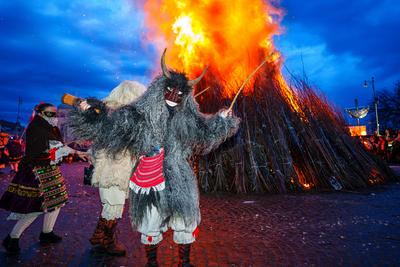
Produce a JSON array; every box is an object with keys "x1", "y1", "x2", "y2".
[
  {"x1": 33, "y1": 165, "x2": 68, "y2": 211},
  {"x1": 129, "y1": 148, "x2": 165, "y2": 194}
]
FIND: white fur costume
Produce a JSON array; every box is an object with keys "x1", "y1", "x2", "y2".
[{"x1": 91, "y1": 81, "x2": 145, "y2": 220}]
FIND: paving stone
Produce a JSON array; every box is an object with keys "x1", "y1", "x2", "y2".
[{"x1": 0, "y1": 163, "x2": 400, "y2": 266}]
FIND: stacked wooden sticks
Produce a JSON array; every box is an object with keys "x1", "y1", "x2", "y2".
[{"x1": 194, "y1": 61, "x2": 396, "y2": 193}]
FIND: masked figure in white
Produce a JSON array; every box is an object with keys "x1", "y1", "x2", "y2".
[{"x1": 88, "y1": 81, "x2": 146, "y2": 256}]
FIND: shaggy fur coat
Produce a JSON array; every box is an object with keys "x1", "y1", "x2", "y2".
[
  {"x1": 89, "y1": 81, "x2": 145, "y2": 192},
  {"x1": 69, "y1": 74, "x2": 240, "y2": 228}
]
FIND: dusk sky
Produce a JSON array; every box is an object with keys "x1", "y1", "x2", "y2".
[{"x1": 0, "y1": 0, "x2": 399, "y2": 125}]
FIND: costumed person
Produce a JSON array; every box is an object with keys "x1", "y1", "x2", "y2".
[
  {"x1": 68, "y1": 49, "x2": 240, "y2": 267},
  {"x1": 88, "y1": 81, "x2": 146, "y2": 256},
  {"x1": 6, "y1": 136, "x2": 24, "y2": 174},
  {"x1": 0, "y1": 103, "x2": 86, "y2": 254}
]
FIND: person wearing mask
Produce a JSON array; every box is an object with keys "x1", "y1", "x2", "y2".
[
  {"x1": 0, "y1": 103, "x2": 86, "y2": 254},
  {"x1": 88, "y1": 81, "x2": 145, "y2": 256}
]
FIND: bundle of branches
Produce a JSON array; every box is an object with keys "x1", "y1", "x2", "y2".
[{"x1": 193, "y1": 65, "x2": 396, "y2": 193}]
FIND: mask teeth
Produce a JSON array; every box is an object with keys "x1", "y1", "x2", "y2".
[{"x1": 166, "y1": 100, "x2": 178, "y2": 107}]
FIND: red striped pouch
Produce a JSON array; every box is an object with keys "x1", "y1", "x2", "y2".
[{"x1": 129, "y1": 148, "x2": 165, "y2": 194}]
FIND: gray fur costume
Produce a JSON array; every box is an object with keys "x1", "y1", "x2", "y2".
[{"x1": 69, "y1": 60, "x2": 240, "y2": 244}]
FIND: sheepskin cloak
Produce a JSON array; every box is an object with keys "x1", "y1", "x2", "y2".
[{"x1": 90, "y1": 149, "x2": 135, "y2": 193}]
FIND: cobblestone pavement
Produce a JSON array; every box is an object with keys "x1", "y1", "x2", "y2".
[{"x1": 0, "y1": 163, "x2": 399, "y2": 267}]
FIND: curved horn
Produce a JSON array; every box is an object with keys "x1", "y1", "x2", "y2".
[
  {"x1": 187, "y1": 66, "x2": 208, "y2": 87},
  {"x1": 161, "y1": 48, "x2": 171, "y2": 79}
]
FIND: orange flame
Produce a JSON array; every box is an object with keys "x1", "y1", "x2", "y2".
[
  {"x1": 293, "y1": 164, "x2": 314, "y2": 190},
  {"x1": 143, "y1": 0, "x2": 284, "y2": 96},
  {"x1": 142, "y1": 0, "x2": 304, "y2": 114}
]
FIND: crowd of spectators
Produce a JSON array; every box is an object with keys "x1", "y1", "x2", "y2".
[
  {"x1": 360, "y1": 129, "x2": 400, "y2": 163},
  {"x1": 0, "y1": 132, "x2": 90, "y2": 173}
]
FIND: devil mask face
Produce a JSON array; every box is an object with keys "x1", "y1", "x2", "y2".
[
  {"x1": 164, "y1": 86, "x2": 183, "y2": 107},
  {"x1": 161, "y1": 49, "x2": 207, "y2": 108}
]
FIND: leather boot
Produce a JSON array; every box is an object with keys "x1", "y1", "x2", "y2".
[
  {"x1": 39, "y1": 231, "x2": 62, "y2": 244},
  {"x1": 3, "y1": 235, "x2": 20, "y2": 254},
  {"x1": 102, "y1": 219, "x2": 126, "y2": 256},
  {"x1": 178, "y1": 244, "x2": 194, "y2": 267},
  {"x1": 145, "y1": 244, "x2": 159, "y2": 267},
  {"x1": 89, "y1": 217, "x2": 107, "y2": 245}
]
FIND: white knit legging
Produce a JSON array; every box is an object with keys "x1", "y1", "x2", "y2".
[{"x1": 10, "y1": 208, "x2": 61, "y2": 238}]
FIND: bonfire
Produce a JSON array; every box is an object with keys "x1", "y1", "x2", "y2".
[{"x1": 141, "y1": 0, "x2": 395, "y2": 193}]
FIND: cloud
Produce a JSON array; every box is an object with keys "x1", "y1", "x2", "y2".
[
  {"x1": 1, "y1": 0, "x2": 398, "y2": 128},
  {"x1": 277, "y1": 0, "x2": 400, "y2": 110},
  {"x1": 0, "y1": 0, "x2": 155, "y2": 124},
  {"x1": 275, "y1": 24, "x2": 367, "y2": 109}
]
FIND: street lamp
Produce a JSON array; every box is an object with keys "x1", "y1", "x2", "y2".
[{"x1": 363, "y1": 77, "x2": 379, "y2": 135}]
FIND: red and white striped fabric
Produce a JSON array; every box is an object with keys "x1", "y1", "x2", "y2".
[{"x1": 129, "y1": 148, "x2": 165, "y2": 194}]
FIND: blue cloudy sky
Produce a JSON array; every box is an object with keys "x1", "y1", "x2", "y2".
[{"x1": 0, "y1": 0, "x2": 399, "y2": 124}]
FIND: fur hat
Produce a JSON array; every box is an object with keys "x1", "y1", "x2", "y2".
[{"x1": 103, "y1": 80, "x2": 146, "y2": 109}]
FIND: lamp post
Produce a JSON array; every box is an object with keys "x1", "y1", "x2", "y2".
[
  {"x1": 354, "y1": 98, "x2": 359, "y2": 126},
  {"x1": 363, "y1": 77, "x2": 379, "y2": 135}
]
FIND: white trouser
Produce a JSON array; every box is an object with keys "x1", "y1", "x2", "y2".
[
  {"x1": 9, "y1": 208, "x2": 61, "y2": 238},
  {"x1": 138, "y1": 205, "x2": 198, "y2": 245},
  {"x1": 99, "y1": 186, "x2": 126, "y2": 220}
]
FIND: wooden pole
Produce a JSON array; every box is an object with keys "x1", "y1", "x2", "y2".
[{"x1": 228, "y1": 57, "x2": 270, "y2": 112}]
